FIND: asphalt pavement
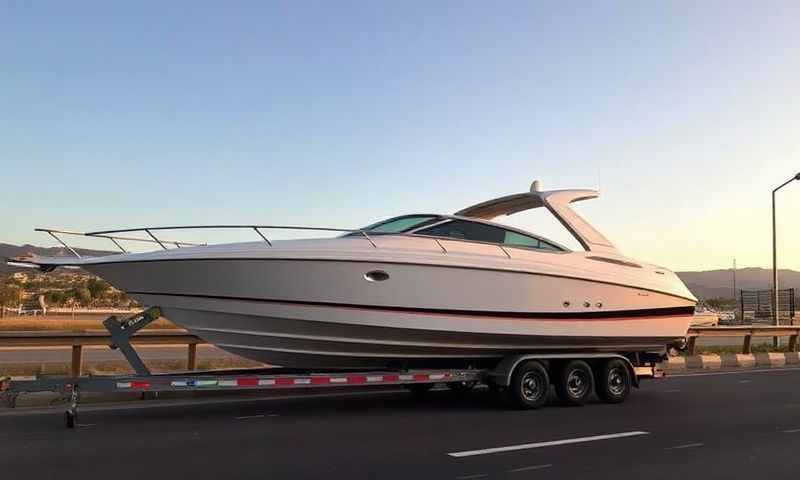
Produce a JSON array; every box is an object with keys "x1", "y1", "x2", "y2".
[{"x1": 2, "y1": 367, "x2": 800, "y2": 479}]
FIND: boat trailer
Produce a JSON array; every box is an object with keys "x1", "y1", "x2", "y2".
[
  {"x1": 0, "y1": 307, "x2": 663, "y2": 428},
  {"x1": 0, "y1": 307, "x2": 483, "y2": 428}
]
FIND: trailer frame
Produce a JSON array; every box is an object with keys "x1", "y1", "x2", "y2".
[{"x1": 0, "y1": 307, "x2": 664, "y2": 428}]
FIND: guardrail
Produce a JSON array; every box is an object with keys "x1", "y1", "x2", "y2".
[
  {"x1": 686, "y1": 326, "x2": 800, "y2": 355},
  {"x1": 0, "y1": 330, "x2": 205, "y2": 377},
  {"x1": 2, "y1": 326, "x2": 798, "y2": 378}
]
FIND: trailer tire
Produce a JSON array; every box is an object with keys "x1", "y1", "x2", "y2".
[
  {"x1": 596, "y1": 359, "x2": 631, "y2": 404},
  {"x1": 508, "y1": 360, "x2": 549, "y2": 409},
  {"x1": 555, "y1": 360, "x2": 594, "y2": 406}
]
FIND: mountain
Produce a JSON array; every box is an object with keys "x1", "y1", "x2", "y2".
[
  {"x1": 0, "y1": 243, "x2": 116, "y2": 273},
  {"x1": 677, "y1": 267, "x2": 800, "y2": 299}
]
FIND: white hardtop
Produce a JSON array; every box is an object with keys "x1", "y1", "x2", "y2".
[{"x1": 456, "y1": 180, "x2": 617, "y2": 255}]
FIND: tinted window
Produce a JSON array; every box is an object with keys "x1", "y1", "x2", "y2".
[
  {"x1": 534, "y1": 239, "x2": 561, "y2": 251},
  {"x1": 416, "y1": 219, "x2": 562, "y2": 251},
  {"x1": 504, "y1": 231, "x2": 540, "y2": 248},
  {"x1": 364, "y1": 215, "x2": 438, "y2": 233},
  {"x1": 414, "y1": 220, "x2": 505, "y2": 243},
  {"x1": 503, "y1": 231, "x2": 560, "y2": 250}
]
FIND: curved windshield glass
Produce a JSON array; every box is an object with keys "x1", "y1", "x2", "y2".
[{"x1": 360, "y1": 215, "x2": 440, "y2": 233}]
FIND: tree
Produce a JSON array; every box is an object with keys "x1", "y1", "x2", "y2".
[
  {"x1": 46, "y1": 291, "x2": 66, "y2": 306},
  {"x1": 0, "y1": 283, "x2": 22, "y2": 307},
  {"x1": 73, "y1": 287, "x2": 91, "y2": 306},
  {"x1": 86, "y1": 277, "x2": 109, "y2": 300}
]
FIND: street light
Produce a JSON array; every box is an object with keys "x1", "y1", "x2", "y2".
[{"x1": 772, "y1": 172, "x2": 800, "y2": 331}]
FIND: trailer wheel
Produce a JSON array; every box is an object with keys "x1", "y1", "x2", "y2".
[
  {"x1": 596, "y1": 359, "x2": 631, "y2": 404},
  {"x1": 508, "y1": 360, "x2": 549, "y2": 409},
  {"x1": 555, "y1": 360, "x2": 594, "y2": 406}
]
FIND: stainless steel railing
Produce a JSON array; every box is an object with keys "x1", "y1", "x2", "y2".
[{"x1": 33, "y1": 224, "x2": 468, "y2": 258}]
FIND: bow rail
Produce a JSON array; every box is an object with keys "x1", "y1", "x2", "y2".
[{"x1": 33, "y1": 225, "x2": 404, "y2": 259}]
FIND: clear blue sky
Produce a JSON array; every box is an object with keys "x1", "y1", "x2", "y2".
[{"x1": 2, "y1": 1, "x2": 799, "y2": 270}]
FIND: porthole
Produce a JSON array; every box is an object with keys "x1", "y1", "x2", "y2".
[{"x1": 364, "y1": 270, "x2": 390, "y2": 282}]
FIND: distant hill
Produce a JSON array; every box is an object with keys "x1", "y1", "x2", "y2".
[
  {"x1": 0, "y1": 243, "x2": 115, "y2": 273},
  {"x1": 677, "y1": 267, "x2": 800, "y2": 299}
]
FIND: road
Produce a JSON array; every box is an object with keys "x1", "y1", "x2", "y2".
[{"x1": 2, "y1": 367, "x2": 800, "y2": 479}]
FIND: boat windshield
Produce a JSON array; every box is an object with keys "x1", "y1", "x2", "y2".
[
  {"x1": 353, "y1": 215, "x2": 564, "y2": 252},
  {"x1": 413, "y1": 219, "x2": 563, "y2": 252},
  {"x1": 360, "y1": 215, "x2": 440, "y2": 233}
]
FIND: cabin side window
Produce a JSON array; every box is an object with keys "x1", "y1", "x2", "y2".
[
  {"x1": 503, "y1": 231, "x2": 560, "y2": 251},
  {"x1": 414, "y1": 220, "x2": 562, "y2": 252},
  {"x1": 414, "y1": 220, "x2": 505, "y2": 243}
]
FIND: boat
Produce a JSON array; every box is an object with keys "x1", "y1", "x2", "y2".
[{"x1": 8, "y1": 180, "x2": 697, "y2": 369}]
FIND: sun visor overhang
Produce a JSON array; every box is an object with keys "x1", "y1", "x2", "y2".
[{"x1": 455, "y1": 180, "x2": 618, "y2": 254}]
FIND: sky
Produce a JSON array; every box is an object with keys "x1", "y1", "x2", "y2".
[{"x1": 1, "y1": 1, "x2": 799, "y2": 271}]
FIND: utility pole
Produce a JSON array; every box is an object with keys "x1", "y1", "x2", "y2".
[
  {"x1": 771, "y1": 172, "x2": 800, "y2": 346},
  {"x1": 732, "y1": 258, "x2": 737, "y2": 322}
]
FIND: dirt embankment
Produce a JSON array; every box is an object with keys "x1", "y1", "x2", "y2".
[{"x1": 0, "y1": 313, "x2": 179, "y2": 331}]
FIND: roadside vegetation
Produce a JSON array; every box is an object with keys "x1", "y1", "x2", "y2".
[
  {"x1": 1, "y1": 271, "x2": 138, "y2": 309},
  {"x1": 0, "y1": 356, "x2": 261, "y2": 377},
  {"x1": 0, "y1": 314, "x2": 178, "y2": 331},
  {"x1": 682, "y1": 344, "x2": 797, "y2": 355}
]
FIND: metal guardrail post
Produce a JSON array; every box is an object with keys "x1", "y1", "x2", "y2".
[
  {"x1": 188, "y1": 343, "x2": 197, "y2": 370},
  {"x1": 742, "y1": 333, "x2": 752, "y2": 354},
  {"x1": 686, "y1": 336, "x2": 696, "y2": 355},
  {"x1": 71, "y1": 345, "x2": 83, "y2": 377}
]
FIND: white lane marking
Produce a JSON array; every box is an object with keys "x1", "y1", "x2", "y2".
[
  {"x1": 448, "y1": 431, "x2": 649, "y2": 458},
  {"x1": 267, "y1": 414, "x2": 280, "y2": 417},
  {"x1": 782, "y1": 429, "x2": 800, "y2": 433},
  {"x1": 235, "y1": 414, "x2": 265, "y2": 420},
  {"x1": 76, "y1": 423, "x2": 96, "y2": 428},
  {"x1": 669, "y1": 367, "x2": 800, "y2": 378},
  {"x1": 738, "y1": 380, "x2": 752, "y2": 384},
  {"x1": 664, "y1": 389, "x2": 681, "y2": 393},
  {"x1": 455, "y1": 475, "x2": 487, "y2": 480},
  {"x1": 508, "y1": 464, "x2": 552, "y2": 473},
  {"x1": 666, "y1": 443, "x2": 703, "y2": 450}
]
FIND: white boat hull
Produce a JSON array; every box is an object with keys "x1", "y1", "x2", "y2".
[{"x1": 85, "y1": 257, "x2": 695, "y2": 369}]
